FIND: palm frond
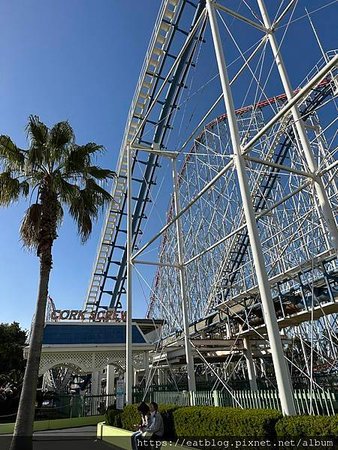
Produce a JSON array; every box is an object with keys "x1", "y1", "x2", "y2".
[
  {"x1": 86, "y1": 166, "x2": 116, "y2": 180},
  {"x1": 26, "y1": 115, "x2": 48, "y2": 146},
  {"x1": 26, "y1": 144, "x2": 45, "y2": 169},
  {"x1": 67, "y1": 179, "x2": 111, "y2": 225},
  {"x1": 63, "y1": 147, "x2": 90, "y2": 174},
  {"x1": 26, "y1": 116, "x2": 49, "y2": 169},
  {"x1": 77, "y1": 142, "x2": 105, "y2": 155},
  {"x1": 0, "y1": 172, "x2": 21, "y2": 206},
  {"x1": 53, "y1": 175, "x2": 80, "y2": 203},
  {"x1": 20, "y1": 180, "x2": 30, "y2": 197},
  {"x1": 20, "y1": 203, "x2": 42, "y2": 249},
  {"x1": 77, "y1": 212, "x2": 92, "y2": 243},
  {"x1": 66, "y1": 177, "x2": 111, "y2": 242},
  {"x1": 0, "y1": 135, "x2": 25, "y2": 171},
  {"x1": 67, "y1": 192, "x2": 93, "y2": 242},
  {"x1": 63, "y1": 143, "x2": 105, "y2": 175},
  {"x1": 49, "y1": 121, "x2": 74, "y2": 148},
  {"x1": 85, "y1": 178, "x2": 112, "y2": 205}
]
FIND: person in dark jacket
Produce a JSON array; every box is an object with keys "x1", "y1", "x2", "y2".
[
  {"x1": 131, "y1": 402, "x2": 151, "y2": 450},
  {"x1": 143, "y1": 402, "x2": 164, "y2": 439}
]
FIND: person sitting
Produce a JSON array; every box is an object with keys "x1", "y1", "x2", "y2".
[
  {"x1": 131, "y1": 401, "x2": 150, "y2": 450},
  {"x1": 142, "y1": 401, "x2": 164, "y2": 442}
]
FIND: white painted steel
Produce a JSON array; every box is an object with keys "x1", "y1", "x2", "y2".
[
  {"x1": 206, "y1": 0, "x2": 296, "y2": 415},
  {"x1": 126, "y1": 145, "x2": 133, "y2": 404},
  {"x1": 132, "y1": 56, "x2": 338, "y2": 266},
  {"x1": 243, "y1": 337, "x2": 258, "y2": 391},
  {"x1": 257, "y1": 0, "x2": 338, "y2": 252},
  {"x1": 172, "y1": 157, "x2": 197, "y2": 394}
]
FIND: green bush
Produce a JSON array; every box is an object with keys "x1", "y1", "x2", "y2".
[
  {"x1": 331, "y1": 415, "x2": 338, "y2": 436},
  {"x1": 157, "y1": 404, "x2": 181, "y2": 439},
  {"x1": 105, "y1": 406, "x2": 122, "y2": 428},
  {"x1": 275, "y1": 415, "x2": 338, "y2": 437},
  {"x1": 118, "y1": 403, "x2": 180, "y2": 436},
  {"x1": 173, "y1": 406, "x2": 281, "y2": 438},
  {"x1": 119, "y1": 404, "x2": 141, "y2": 431},
  {"x1": 106, "y1": 403, "x2": 337, "y2": 439}
]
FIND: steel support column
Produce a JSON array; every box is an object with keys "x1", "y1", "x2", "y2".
[
  {"x1": 206, "y1": 0, "x2": 296, "y2": 415},
  {"x1": 172, "y1": 158, "x2": 197, "y2": 395},
  {"x1": 144, "y1": 352, "x2": 150, "y2": 386},
  {"x1": 126, "y1": 145, "x2": 133, "y2": 404},
  {"x1": 243, "y1": 337, "x2": 258, "y2": 391}
]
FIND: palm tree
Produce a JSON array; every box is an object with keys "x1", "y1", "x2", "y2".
[{"x1": 0, "y1": 116, "x2": 115, "y2": 450}]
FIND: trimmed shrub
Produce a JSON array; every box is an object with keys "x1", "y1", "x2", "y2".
[
  {"x1": 275, "y1": 415, "x2": 338, "y2": 437},
  {"x1": 158, "y1": 404, "x2": 182, "y2": 439},
  {"x1": 119, "y1": 403, "x2": 180, "y2": 436},
  {"x1": 105, "y1": 403, "x2": 337, "y2": 440},
  {"x1": 331, "y1": 415, "x2": 338, "y2": 436},
  {"x1": 105, "y1": 406, "x2": 122, "y2": 428},
  {"x1": 120, "y1": 404, "x2": 141, "y2": 431},
  {"x1": 173, "y1": 406, "x2": 282, "y2": 438}
]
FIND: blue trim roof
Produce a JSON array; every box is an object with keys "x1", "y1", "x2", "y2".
[{"x1": 42, "y1": 324, "x2": 146, "y2": 345}]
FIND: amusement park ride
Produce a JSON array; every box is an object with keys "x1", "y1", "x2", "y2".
[{"x1": 43, "y1": 0, "x2": 338, "y2": 416}]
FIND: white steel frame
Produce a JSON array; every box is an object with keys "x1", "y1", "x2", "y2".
[{"x1": 94, "y1": 1, "x2": 338, "y2": 411}]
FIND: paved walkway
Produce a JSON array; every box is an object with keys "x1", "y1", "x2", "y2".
[
  {"x1": 1, "y1": 426, "x2": 114, "y2": 450},
  {"x1": 35, "y1": 425, "x2": 97, "y2": 436}
]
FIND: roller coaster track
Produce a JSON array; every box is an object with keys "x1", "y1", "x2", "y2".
[
  {"x1": 205, "y1": 77, "x2": 336, "y2": 313},
  {"x1": 84, "y1": 0, "x2": 206, "y2": 313}
]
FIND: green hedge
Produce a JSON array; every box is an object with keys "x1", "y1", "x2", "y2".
[
  {"x1": 275, "y1": 415, "x2": 338, "y2": 437},
  {"x1": 106, "y1": 403, "x2": 181, "y2": 438},
  {"x1": 105, "y1": 406, "x2": 123, "y2": 428},
  {"x1": 120, "y1": 404, "x2": 140, "y2": 431},
  {"x1": 106, "y1": 404, "x2": 338, "y2": 439},
  {"x1": 106, "y1": 404, "x2": 281, "y2": 438},
  {"x1": 158, "y1": 404, "x2": 182, "y2": 438},
  {"x1": 173, "y1": 406, "x2": 281, "y2": 438}
]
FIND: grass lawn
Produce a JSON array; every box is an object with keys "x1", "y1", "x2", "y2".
[{"x1": 0, "y1": 415, "x2": 105, "y2": 435}]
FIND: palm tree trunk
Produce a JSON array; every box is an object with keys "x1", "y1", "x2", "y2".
[
  {"x1": 11, "y1": 185, "x2": 56, "y2": 450},
  {"x1": 10, "y1": 248, "x2": 52, "y2": 450}
]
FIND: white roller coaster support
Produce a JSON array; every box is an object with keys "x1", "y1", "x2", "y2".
[
  {"x1": 132, "y1": 55, "x2": 338, "y2": 264},
  {"x1": 243, "y1": 337, "x2": 258, "y2": 391},
  {"x1": 172, "y1": 157, "x2": 197, "y2": 395},
  {"x1": 257, "y1": 0, "x2": 338, "y2": 252},
  {"x1": 206, "y1": 0, "x2": 296, "y2": 415},
  {"x1": 126, "y1": 145, "x2": 133, "y2": 404}
]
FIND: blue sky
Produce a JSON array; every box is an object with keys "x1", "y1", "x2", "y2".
[
  {"x1": 0, "y1": 0, "x2": 158, "y2": 329},
  {"x1": 0, "y1": 0, "x2": 337, "y2": 331}
]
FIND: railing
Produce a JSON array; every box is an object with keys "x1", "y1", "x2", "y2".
[
  {"x1": 35, "y1": 394, "x2": 115, "y2": 420},
  {"x1": 27, "y1": 389, "x2": 338, "y2": 421},
  {"x1": 144, "y1": 389, "x2": 337, "y2": 416},
  {"x1": 81, "y1": 394, "x2": 115, "y2": 417}
]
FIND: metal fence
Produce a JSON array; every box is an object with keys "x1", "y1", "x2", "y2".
[
  {"x1": 147, "y1": 389, "x2": 337, "y2": 416},
  {"x1": 32, "y1": 388, "x2": 338, "y2": 420},
  {"x1": 35, "y1": 394, "x2": 115, "y2": 420}
]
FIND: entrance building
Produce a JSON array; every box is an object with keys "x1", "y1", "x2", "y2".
[{"x1": 27, "y1": 319, "x2": 162, "y2": 399}]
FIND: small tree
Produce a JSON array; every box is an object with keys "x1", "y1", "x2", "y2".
[
  {"x1": 0, "y1": 116, "x2": 115, "y2": 450},
  {"x1": 0, "y1": 322, "x2": 27, "y2": 378}
]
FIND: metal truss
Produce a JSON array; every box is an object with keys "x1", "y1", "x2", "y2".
[
  {"x1": 149, "y1": 73, "x2": 338, "y2": 326},
  {"x1": 85, "y1": 0, "x2": 338, "y2": 411},
  {"x1": 147, "y1": 50, "x2": 338, "y2": 403}
]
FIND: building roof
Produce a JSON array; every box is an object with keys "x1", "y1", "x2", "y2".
[{"x1": 42, "y1": 323, "x2": 147, "y2": 345}]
